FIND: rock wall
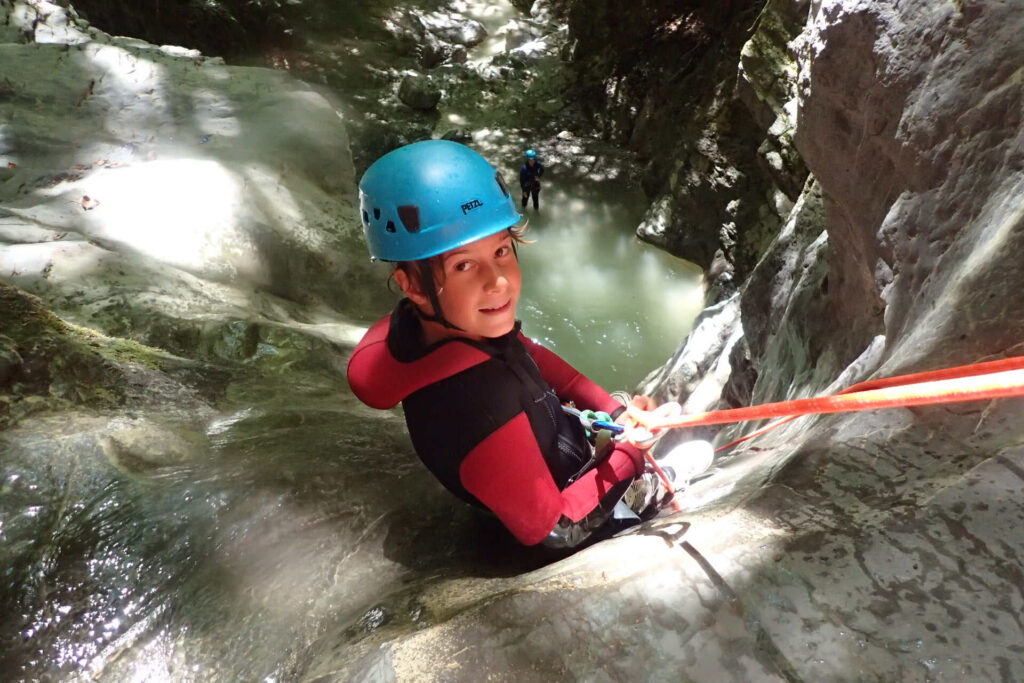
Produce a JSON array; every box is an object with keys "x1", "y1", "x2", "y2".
[
  {"x1": 632, "y1": 0, "x2": 1024, "y2": 678},
  {"x1": 647, "y1": 0, "x2": 1024, "y2": 428},
  {"x1": 561, "y1": 0, "x2": 811, "y2": 297}
]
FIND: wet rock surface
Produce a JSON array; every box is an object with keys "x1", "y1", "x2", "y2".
[
  {"x1": 0, "y1": 4, "x2": 393, "y2": 678},
  {"x1": 0, "y1": 0, "x2": 386, "y2": 343}
]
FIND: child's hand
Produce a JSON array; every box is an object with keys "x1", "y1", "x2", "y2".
[{"x1": 616, "y1": 394, "x2": 658, "y2": 425}]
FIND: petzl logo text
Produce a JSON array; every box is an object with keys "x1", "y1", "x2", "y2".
[{"x1": 461, "y1": 199, "x2": 483, "y2": 214}]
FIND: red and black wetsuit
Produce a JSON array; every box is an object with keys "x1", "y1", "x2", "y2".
[{"x1": 347, "y1": 299, "x2": 645, "y2": 547}]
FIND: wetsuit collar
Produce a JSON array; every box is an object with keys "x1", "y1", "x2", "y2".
[{"x1": 387, "y1": 298, "x2": 522, "y2": 363}]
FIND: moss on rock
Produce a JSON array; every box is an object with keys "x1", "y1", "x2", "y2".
[{"x1": 0, "y1": 283, "x2": 208, "y2": 429}]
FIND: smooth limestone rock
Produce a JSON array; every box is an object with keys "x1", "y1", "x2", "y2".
[
  {"x1": 0, "y1": 0, "x2": 383, "y2": 357},
  {"x1": 0, "y1": 6, "x2": 397, "y2": 679},
  {"x1": 0, "y1": 282, "x2": 220, "y2": 430}
]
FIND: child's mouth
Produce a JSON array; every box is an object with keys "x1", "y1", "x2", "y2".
[{"x1": 480, "y1": 301, "x2": 511, "y2": 314}]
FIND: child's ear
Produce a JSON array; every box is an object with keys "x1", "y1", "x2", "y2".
[{"x1": 393, "y1": 268, "x2": 430, "y2": 308}]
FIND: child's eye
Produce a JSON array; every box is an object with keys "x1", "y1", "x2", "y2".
[
  {"x1": 453, "y1": 260, "x2": 472, "y2": 272},
  {"x1": 495, "y1": 245, "x2": 511, "y2": 258}
]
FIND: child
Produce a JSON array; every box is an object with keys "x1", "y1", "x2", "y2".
[
  {"x1": 519, "y1": 148, "x2": 544, "y2": 211},
  {"x1": 347, "y1": 140, "x2": 677, "y2": 549}
]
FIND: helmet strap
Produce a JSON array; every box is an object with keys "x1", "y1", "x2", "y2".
[{"x1": 414, "y1": 259, "x2": 463, "y2": 331}]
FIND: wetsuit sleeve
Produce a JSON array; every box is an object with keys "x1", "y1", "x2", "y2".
[
  {"x1": 518, "y1": 334, "x2": 623, "y2": 417},
  {"x1": 459, "y1": 412, "x2": 644, "y2": 546}
]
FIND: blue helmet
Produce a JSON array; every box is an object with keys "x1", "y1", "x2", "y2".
[
  {"x1": 358, "y1": 140, "x2": 522, "y2": 262},
  {"x1": 525, "y1": 148, "x2": 537, "y2": 160}
]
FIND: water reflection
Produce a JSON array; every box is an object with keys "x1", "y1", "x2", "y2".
[{"x1": 516, "y1": 182, "x2": 704, "y2": 390}]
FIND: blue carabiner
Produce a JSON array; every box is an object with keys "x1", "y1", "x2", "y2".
[
  {"x1": 591, "y1": 419, "x2": 625, "y2": 435},
  {"x1": 565, "y1": 407, "x2": 626, "y2": 437}
]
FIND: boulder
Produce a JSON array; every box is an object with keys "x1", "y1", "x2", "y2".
[
  {"x1": 397, "y1": 74, "x2": 442, "y2": 110},
  {"x1": 440, "y1": 128, "x2": 474, "y2": 142},
  {"x1": 421, "y1": 13, "x2": 488, "y2": 48},
  {"x1": 504, "y1": 25, "x2": 537, "y2": 52}
]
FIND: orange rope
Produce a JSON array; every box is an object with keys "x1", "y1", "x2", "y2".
[
  {"x1": 713, "y1": 356, "x2": 1024, "y2": 452},
  {"x1": 630, "y1": 356, "x2": 1024, "y2": 437},
  {"x1": 713, "y1": 415, "x2": 798, "y2": 453},
  {"x1": 837, "y1": 355, "x2": 1024, "y2": 393},
  {"x1": 628, "y1": 356, "x2": 1024, "y2": 508},
  {"x1": 620, "y1": 409, "x2": 685, "y2": 511},
  {"x1": 644, "y1": 452, "x2": 683, "y2": 512}
]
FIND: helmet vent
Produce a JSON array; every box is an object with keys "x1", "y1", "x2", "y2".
[
  {"x1": 361, "y1": 210, "x2": 369, "y2": 225},
  {"x1": 397, "y1": 205, "x2": 421, "y2": 233},
  {"x1": 385, "y1": 220, "x2": 397, "y2": 233},
  {"x1": 373, "y1": 208, "x2": 381, "y2": 220},
  {"x1": 495, "y1": 172, "x2": 509, "y2": 198}
]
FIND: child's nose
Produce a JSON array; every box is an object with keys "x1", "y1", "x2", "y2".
[{"x1": 482, "y1": 263, "x2": 508, "y2": 290}]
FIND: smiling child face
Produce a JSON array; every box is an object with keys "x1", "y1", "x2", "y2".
[{"x1": 398, "y1": 230, "x2": 521, "y2": 341}]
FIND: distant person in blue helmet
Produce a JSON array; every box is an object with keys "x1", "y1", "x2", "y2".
[
  {"x1": 519, "y1": 148, "x2": 544, "y2": 211},
  {"x1": 347, "y1": 140, "x2": 708, "y2": 550}
]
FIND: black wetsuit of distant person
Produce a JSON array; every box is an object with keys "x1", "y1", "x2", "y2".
[{"x1": 519, "y1": 152, "x2": 544, "y2": 211}]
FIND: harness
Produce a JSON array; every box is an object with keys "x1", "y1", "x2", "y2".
[{"x1": 380, "y1": 300, "x2": 594, "y2": 506}]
